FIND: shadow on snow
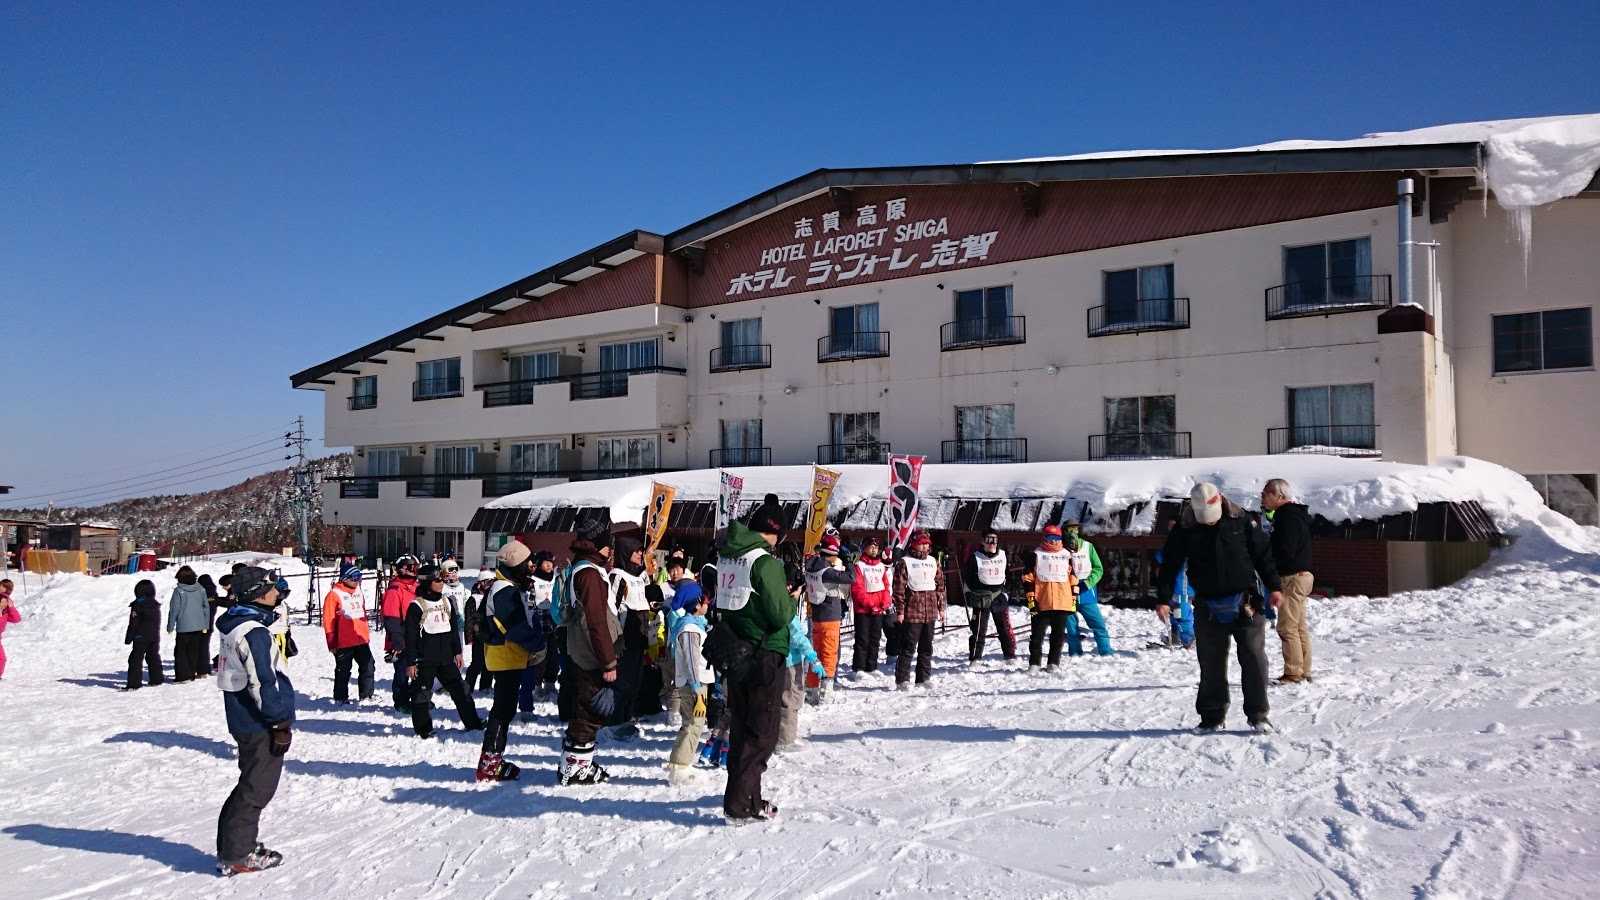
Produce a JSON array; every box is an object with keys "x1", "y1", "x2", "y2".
[{"x1": 2, "y1": 824, "x2": 212, "y2": 873}]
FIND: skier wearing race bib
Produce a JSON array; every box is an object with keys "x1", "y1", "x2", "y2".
[
  {"x1": 473, "y1": 541, "x2": 547, "y2": 782},
  {"x1": 1063, "y1": 521, "x2": 1113, "y2": 657},
  {"x1": 850, "y1": 537, "x2": 893, "y2": 674},
  {"x1": 1028, "y1": 524, "x2": 1078, "y2": 673},
  {"x1": 518, "y1": 552, "x2": 558, "y2": 719},
  {"x1": 963, "y1": 531, "x2": 1016, "y2": 662},
  {"x1": 381, "y1": 556, "x2": 420, "y2": 712},
  {"x1": 405, "y1": 564, "x2": 484, "y2": 739},
  {"x1": 605, "y1": 537, "x2": 651, "y2": 739},
  {"x1": 802, "y1": 534, "x2": 852, "y2": 703},
  {"x1": 560, "y1": 517, "x2": 622, "y2": 786},
  {"x1": 321, "y1": 565, "x2": 374, "y2": 703},
  {"x1": 892, "y1": 530, "x2": 946, "y2": 690}
]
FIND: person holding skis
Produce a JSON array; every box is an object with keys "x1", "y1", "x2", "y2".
[
  {"x1": 963, "y1": 531, "x2": 1016, "y2": 663},
  {"x1": 381, "y1": 555, "x2": 420, "y2": 712},
  {"x1": 1157, "y1": 482, "x2": 1282, "y2": 734},
  {"x1": 559, "y1": 518, "x2": 621, "y2": 786},
  {"x1": 322, "y1": 564, "x2": 374, "y2": 703},
  {"x1": 518, "y1": 552, "x2": 558, "y2": 719},
  {"x1": 406, "y1": 564, "x2": 484, "y2": 738},
  {"x1": 214, "y1": 567, "x2": 295, "y2": 876},
  {"x1": 850, "y1": 537, "x2": 893, "y2": 675},
  {"x1": 892, "y1": 530, "x2": 946, "y2": 690},
  {"x1": 1028, "y1": 525, "x2": 1077, "y2": 673},
  {"x1": 1063, "y1": 521, "x2": 1113, "y2": 657},
  {"x1": 1261, "y1": 478, "x2": 1315, "y2": 684},
  {"x1": 474, "y1": 540, "x2": 547, "y2": 782},
  {"x1": 802, "y1": 535, "x2": 852, "y2": 702},
  {"x1": 124, "y1": 579, "x2": 164, "y2": 690}
]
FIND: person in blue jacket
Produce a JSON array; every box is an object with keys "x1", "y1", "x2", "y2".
[
  {"x1": 1153, "y1": 549, "x2": 1195, "y2": 649},
  {"x1": 213, "y1": 566, "x2": 296, "y2": 877},
  {"x1": 777, "y1": 607, "x2": 827, "y2": 750}
]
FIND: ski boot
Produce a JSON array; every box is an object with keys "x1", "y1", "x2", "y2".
[
  {"x1": 1194, "y1": 720, "x2": 1225, "y2": 735},
  {"x1": 557, "y1": 741, "x2": 611, "y2": 786},
  {"x1": 694, "y1": 737, "x2": 718, "y2": 768},
  {"x1": 726, "y1": 801, "x2": 779, "y2": 824},
  {"x1": 1250, "y1": 719, "x2": 1278, "y2": 735},
  {"x1": 217, "y1": 843, "x2": 283, "y2": 876},
  {"x1": 475, "y1": 751, "x2": 520, "y2": 781},
  {"x1": 716, "y1": 737, "x2": 730, "y2": 769}
]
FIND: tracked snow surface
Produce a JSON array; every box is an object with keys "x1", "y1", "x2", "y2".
[{"x1": 2, "y1": 496, "x2": 1599, "y2": 897}]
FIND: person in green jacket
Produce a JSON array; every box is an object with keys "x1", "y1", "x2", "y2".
[
  {"x1": 717, "y1": 495, "x2": 794, "y2": 822},
  {"x1": 1064, "y1": 520, "x2": 1114, "y2": 656}
]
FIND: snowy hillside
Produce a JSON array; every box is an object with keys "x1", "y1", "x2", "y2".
[{"x1": 2, "y1": 528, "x2": 1598, "y2": 897}]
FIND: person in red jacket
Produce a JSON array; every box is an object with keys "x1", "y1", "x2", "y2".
[
  {"x1": 381, "y1": 555, "x2": 420, "y2": 711},
  {"x1": 850, "y1": 537, "x2": 893, "y2": 674},
  {"x1": 322, "y1": 565, "x2": 374, "y2": 703},
  {"x1": 892, "y1": 531, "x2": 946, "y2": 690}
]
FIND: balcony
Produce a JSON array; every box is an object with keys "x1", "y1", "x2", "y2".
[
  {"x1": 817, "y1": 331, "x2": 891, "y2": 363},
  {"x1": 339, "y1": 478, "x2": 379, "y2": 499},
  {"x1": 1265, "y1": 274, "x2": 1391, "y2": 320},
  {"x1": 941, "y1": 437, "x2": 1028, "y2": 464},
  {"x1": 1267, "y1": 425, "x2": 1380, "y2": 457},
  {"x1": 347, "y1": 394, "x2": 377, "y2": 411},
  {"x1": 405, "y1": 477, "x2": 454, "y2": 498},
  {"x1": 709, "y1": 447, "x2": 772, "y2": 467},
  {"x1": 480, "y1": 472, "x2": 557, "y2": 498},
  {"x1": 709, "y1": 344, "x2": 772, "y2": 373},
  {"x1": 412, "y1": 377, "x2": 463, "y2": 401},
  {"x1": 817, "y1": 441, "x2": 891, "y2": 465},
  {"x1": 940, "y1": 316, "x2": 1026, "y2": 351},
  {"x1": 569, "y1": 365, "x2": 687, "y2": 401},
  {"x1": 1087, "y1": 298, "x2": 1190, "y2": 338},
  {"x1": 1088, "y1": 432, "x2": 1193, "y2": 460},
  {"x1": 478, "y1": 377, "x2": 554, "y2": 408}
]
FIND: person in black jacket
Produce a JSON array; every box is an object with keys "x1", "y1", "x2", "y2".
[
  {"x1": 962, "y1": 532, "x2": 1017, "y2": 662},
  {"x1": 1262, "y1": 478, "x2": 1315, "y2": 684},
  {"x1": 1158, "y1": 482, "x2": 1283, "y2": 733},
  {"x1": 405, "y1": 565, "x2": 484, "y2": 738},
  {"x1": 124, "y1": 579, "x2": 164, "y2": 689}
]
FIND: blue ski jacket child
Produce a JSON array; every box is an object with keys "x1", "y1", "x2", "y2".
[{"x1": 785, "y1": 609, "x2": 822, "y2": 670}]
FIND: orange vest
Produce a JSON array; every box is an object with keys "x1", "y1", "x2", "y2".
[{"x1": 322, "y1": 583, "x2": 371, "y2": 650}]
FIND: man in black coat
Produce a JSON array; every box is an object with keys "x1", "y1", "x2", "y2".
[
  {"x1": 404, "y1": 565, "x2": 484, "y2": 738},
  {"x1": 1262, "y1": 478, "x2": 1315, "y2": 684},
  {"x1": 1158, "y1": 482, "x2": 1283, "y2": 733}
]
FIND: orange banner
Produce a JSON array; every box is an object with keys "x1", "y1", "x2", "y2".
[{"x1": 804, "y1": 466, "x2": 841, "y2": 553}]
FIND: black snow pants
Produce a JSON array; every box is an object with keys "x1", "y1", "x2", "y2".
[
  {"x1": 968, "y1": 595, "x2": 1016, "y2": 661},
  {"x1": 411, "y1": 662, "x2": 483, "y2": 736},
  {"x1": 126, "y1": 640, "x2": 163, "y2": 688},
  {"x1": 724, "y1": 650, "x2": 785, "y2": 818},
  {"x1": 332, "y1": 645, "x2": 375, "y2": 702},
  {"x1": 852, "y1": 613, "x2": 886, "y2": 673},
  {"x1": 607, "y1": 611, "x2": 646, "y2": 727},
  {"x1": 1194, "y1": 601, "x2": 1270, "y2": 727},
  {"x1": 895, "y1": 620, "x2": 936, "y2": 685},
  {"x1": 1028, "y1": 611, "x2": 1069, "y2": 668},
  {"x1": 174, "y1": 631, "x2": 209, "y2": 681},
  {"x1": 217, "y1": 730, "x2": 284, "y2": 863}
]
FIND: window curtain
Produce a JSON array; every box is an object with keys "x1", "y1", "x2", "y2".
[
  {"x1": 1140, "y1": 265, "x2": 1174, "y2": 322},
  {"x1": 1329, "y1": 238, "x2": 1372, "y2": 301},
  {"x1": 435, "y1": 446, "x2": 477, "y2": 475},
  {"x1": 366, "y1": 448, "x2": 403, "y2": 477},
  {"x1": 1290, "y1": 386, "x2": 1330, "y2": 447},
  {"x1": 721, "y1": 319, "x2": 762, "y2": 365},
  {"x1": 1330, "y1": 384, "x2": 1374, "y2": 447}
]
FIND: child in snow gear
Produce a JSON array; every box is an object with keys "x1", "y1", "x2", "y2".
[
  {"x1": 125, "y1": 579, "x2": 164, "y2": 689},
  {"x1": 803, "y1": 535, "x2": 852, "y2": 702},
  {"x1": 323, "y1": 565, "x2": 375, "y2": 702},
  {"x1": 1262, "y1": 478, "x2": 1315, "y2": 683},
  {"x1": 382, "y1": 555, "x2": 420, "y2": 711},
  {"x1": 1027, "y1": 525, "x2": 1078, "y2": 672},
  {"x1": 559, "y1": 517, "x2": 621, "y2": 786},
  {"x1": 659, "y1": 552, "x2": 700, "y2": 723},
  {"x1": 463, "y1": 576, "x2": 494, "y2": 692},
  {"x1": 215, "y1": 567, "x2": 295, "y2": 876},
  {"x1": 1158, "y1": 483, "x2": 1282, "y2": 733},
  {"x1": 517, "y1": 553, "x2": 558, "y2": 719},
  {"x1": 1063, "y1": 522, "x2": 1113, "y2": 657},
  {"x1": 893, "y1": 531, "x2": 946, "y2": 688},
  {"x1": 850, "y1": 537, "x2": 893, "y2": 674},
  {"x1": 168, "y1": 566, "x2": 212, "y2": 681},
  {"x1": 406, "y1": 565, "x2": 484, "y2": 737},
  {"x1": 963, "y1": 532, "x2": 1016, "y2": 661},
  {"x1": 667, "y1": 590, "x2": 713, "y2": 784},
  {"x1": 475, "y1": 541, "x2": 547, "y2": 781},
  {"x1": 778, "y1": 606, "x2": 827, "y2": 746},
  {"x1": 719, "y1": 496, "x2": 793, "y2": 822},
  {"x1": 0, "y1": 579, "x2": 19, "y2": 679},
  {"x1": 1151, "y1": 550, "x2": 1195, "y2": 649}
]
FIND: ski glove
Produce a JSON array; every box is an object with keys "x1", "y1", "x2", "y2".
[
  {"x1": 591, "y1": 687, "x2": 617, "y2": 718},
  {"x1": 268, "y1": 724, "x2": 292, "y2": 757},
  {"x1": 692, "y1": 692, "x2": 707, "y2": 719},
  {"x1": 811, "y1": 661, "x2": 828, "y2": 680}
]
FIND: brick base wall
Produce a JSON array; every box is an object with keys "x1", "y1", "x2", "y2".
[{"x1": 1309, "y1": 539, "x2": 1388, "y2": 598}]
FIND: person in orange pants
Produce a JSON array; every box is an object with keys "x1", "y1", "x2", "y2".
[{"x1": 802, "y1": 535, "x2": 852, "y2": 703}]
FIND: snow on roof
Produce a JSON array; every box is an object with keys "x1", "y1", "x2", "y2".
[
  {"x1": 483, "y1": 455, "x2": 1591, "y2": 549},
  {"x1": 987, "y1": 114, "x2": 1600, "y2": 214}
]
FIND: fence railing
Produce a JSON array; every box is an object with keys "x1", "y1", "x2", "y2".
[
  {"x1": 709, "y1": 447, "x2": 772, "y2": 467},
  {"x1": 817, "y1": 441, "x2": 891, "y2": 465},
  {"x1": 568, "y1": 365, "x2": 687, "y2": 400},
  {"x1": 939, "y1": 316, "x2": 1026, "y2": 350},
  {"x1": 347, "y1": 394, "x2": 377, "y2": 410},
  {"x1": 941, "y1": 437, "x2": 1028, "y2": 464},
  {"x1": 339, "y1": 478, "x2": 379, "y2": 499},
  {"x1": 1087, "y1": 431, "x2": 1193, "y2": 460},
  {"x1": 817, "y1": 331, "x2": 891, "y2": 363},
  {"x1": 708, "y1": 344, "x2": 773, "y2": 373},
  {"x1": 1267, "y1": 425, "x2": 1379, "y2": 456},
  {"x1": 412, "y1": 377, "x2": 463, "y2": 401},
  {"x1": 1265, "y1": 274, "x2": 1391, "y2": 320},
  {"x1": 1087, "y1": 297, "x2": 1190, "y2": 337}
]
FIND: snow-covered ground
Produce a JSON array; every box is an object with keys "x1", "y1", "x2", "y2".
[{"x1": 3, "y1": 532, "x2": 1599, "y2": 899}]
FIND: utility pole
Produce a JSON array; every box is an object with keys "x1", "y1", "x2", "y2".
[{"x1": 286, "y1": 417, "x2": 311, "y2": 562}]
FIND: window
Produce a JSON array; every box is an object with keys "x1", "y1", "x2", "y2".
[
  {"x1": 434, "y1": 445, "x2": 478, "y2": 475},
  {"x1": 599, "y1": 337, "x2": 661, "y2": 372},
  {"x1": 1288, "y1": 384, "x2": 1375, "y2": 449},
  {"x1": 1104, "y1": 395, "x2": 1177, "y2": 457},
  {"x1": 1282, "y1": 238, "x2": 1372, "y2": 306},
  {"x1": 719, "y1": 419, "x2": 764, "y2": 465},
  {"x1": 1493, "y1": 308, "x2": 1593, "y2": 374},
  {"x1": 830, "y1": 412, "x2": 881, "y2": 447},
  {"x1": 366, "y1": 527, "x2": 409, "y2": 564},
  {"x1": 951, "y1": 404, "x2": 1019, "y2": 461},
  {"x1": 949, "y1": 286, "x2": 1015, "y2": 343},
  {"x1": 482, "y1": 533, "x2": 509, "y2": 570},
  {"x1": 415, "y1": 357, "x2": 462, "y2": 399},
  {"x1": 1103, "y1": 264, "x2": 1175, "y2": 325},
  {"x1": 1525, "y1": 474, "x2": 1599, "y2": 526},
  {"x1": 365, "y1": 447, "x2": 404, "y2": 477},
  {"x1": 824, "y1": 303, "x2": 883, "y2": 357},
  {"x1": 598, "y1": 435, "x2": 659, "y2": 472},
  {"x1": 509, "y1": 441, "x2": 561, "y2": 474},
  {"x1": 719, "y1": 318, "x2": 764, "y2": 367},
  {"x1": 509, "y1": 350, "x2": 559, "y2": 383},
  {"x1": 434, "y1": 530, "x2": 463, "y2": 560},
  {"x1": 351, "y1": 376, "x2": 377, "y2": 410}
]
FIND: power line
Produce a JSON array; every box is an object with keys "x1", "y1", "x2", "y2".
[
  {"x1": 9, "y1": 456, "x2": 293, "y2": 510},
  {"x1": 8, "y1": 423, "x2": 297, "y2": 494},
  {"x1": 2, "y1": 436, "x2": 291, "y2": 505},
  {"x1": 1, "y1": 446, "x2": 292, "y2": 508}
]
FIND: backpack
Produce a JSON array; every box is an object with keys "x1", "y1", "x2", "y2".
[
  {"x1": 702, "y1": 621, "x2": 757, "y2": 681},
  {"x1": 551, "y1": 561, "x2": 602, "y2": 627}
]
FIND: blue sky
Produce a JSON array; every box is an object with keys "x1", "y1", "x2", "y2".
[{"x1": 3, "y1": 1, "x2": 1597, "y2": 506}]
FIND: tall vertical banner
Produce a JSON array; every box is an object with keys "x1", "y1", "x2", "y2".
[
  {"x1": 804, "y1": 465, "x2": 842, "y2": 553},
  {"x1": 644, "y1": 482, "x2": 677, "y2": 558},
  {"x1": 716, "y1": 471, "x2": 744, "y2": 535},
  {"x1": 886, "y1": 454, "x2": 925, "y2": 552}
]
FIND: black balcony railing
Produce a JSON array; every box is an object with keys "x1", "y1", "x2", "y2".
[
  {"x1": 478, "y1": 376, "x2": 560, "y2": 408},
  {"x1": 1087, "y1": 297, "x2": 1190, "y2": 337},
  {"x1": 940, "y1": 316, "x2": 1026, "y2": 351},
  {"x1": 480, "y1": 472, "x2": 559, "y2": 497},
  {"x1": 709, "y1": 344, "x2": 773, "y2": 373},
  {"x1": 348, "y1": 394, "x2": 377, "y2": 411},
  {"x1": 817, "y1": 441, "x2": 891, "y2": 465},
  {"x1": 339, "y1": 478, "x2": 379, "y2": 499},
  {"x1": 412, "y1": 377, "x2": 463, "y2": 401},
  {"x1": 1266, "y1": 274, "x2": 1391, "y2": 320},
  {"x1": 1088, "y1": 432, "x2": 1193, "y2": 460},
  {"x1": 568, "y1": 365, "x2": 687, "y2": 400},
  {"x1": 405, "y1": 477, "x2": 452, "y2": 498},
  {"x1": 709, "y1": 447, "x2": 772, "y2": 467},
  {"x1": 817, "y1": 331, "x2": 891, "y2": 363},
  {"x1": 941, "y1": 437, "x2": 1028, "y2": 464},
  {"x1": 1267, "y1": 425, "x2": 1380, "y2": 456}
]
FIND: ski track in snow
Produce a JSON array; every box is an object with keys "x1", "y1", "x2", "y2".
[{"x1": 3, "y1": 546, "x2": 1600, "y2": 899}]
